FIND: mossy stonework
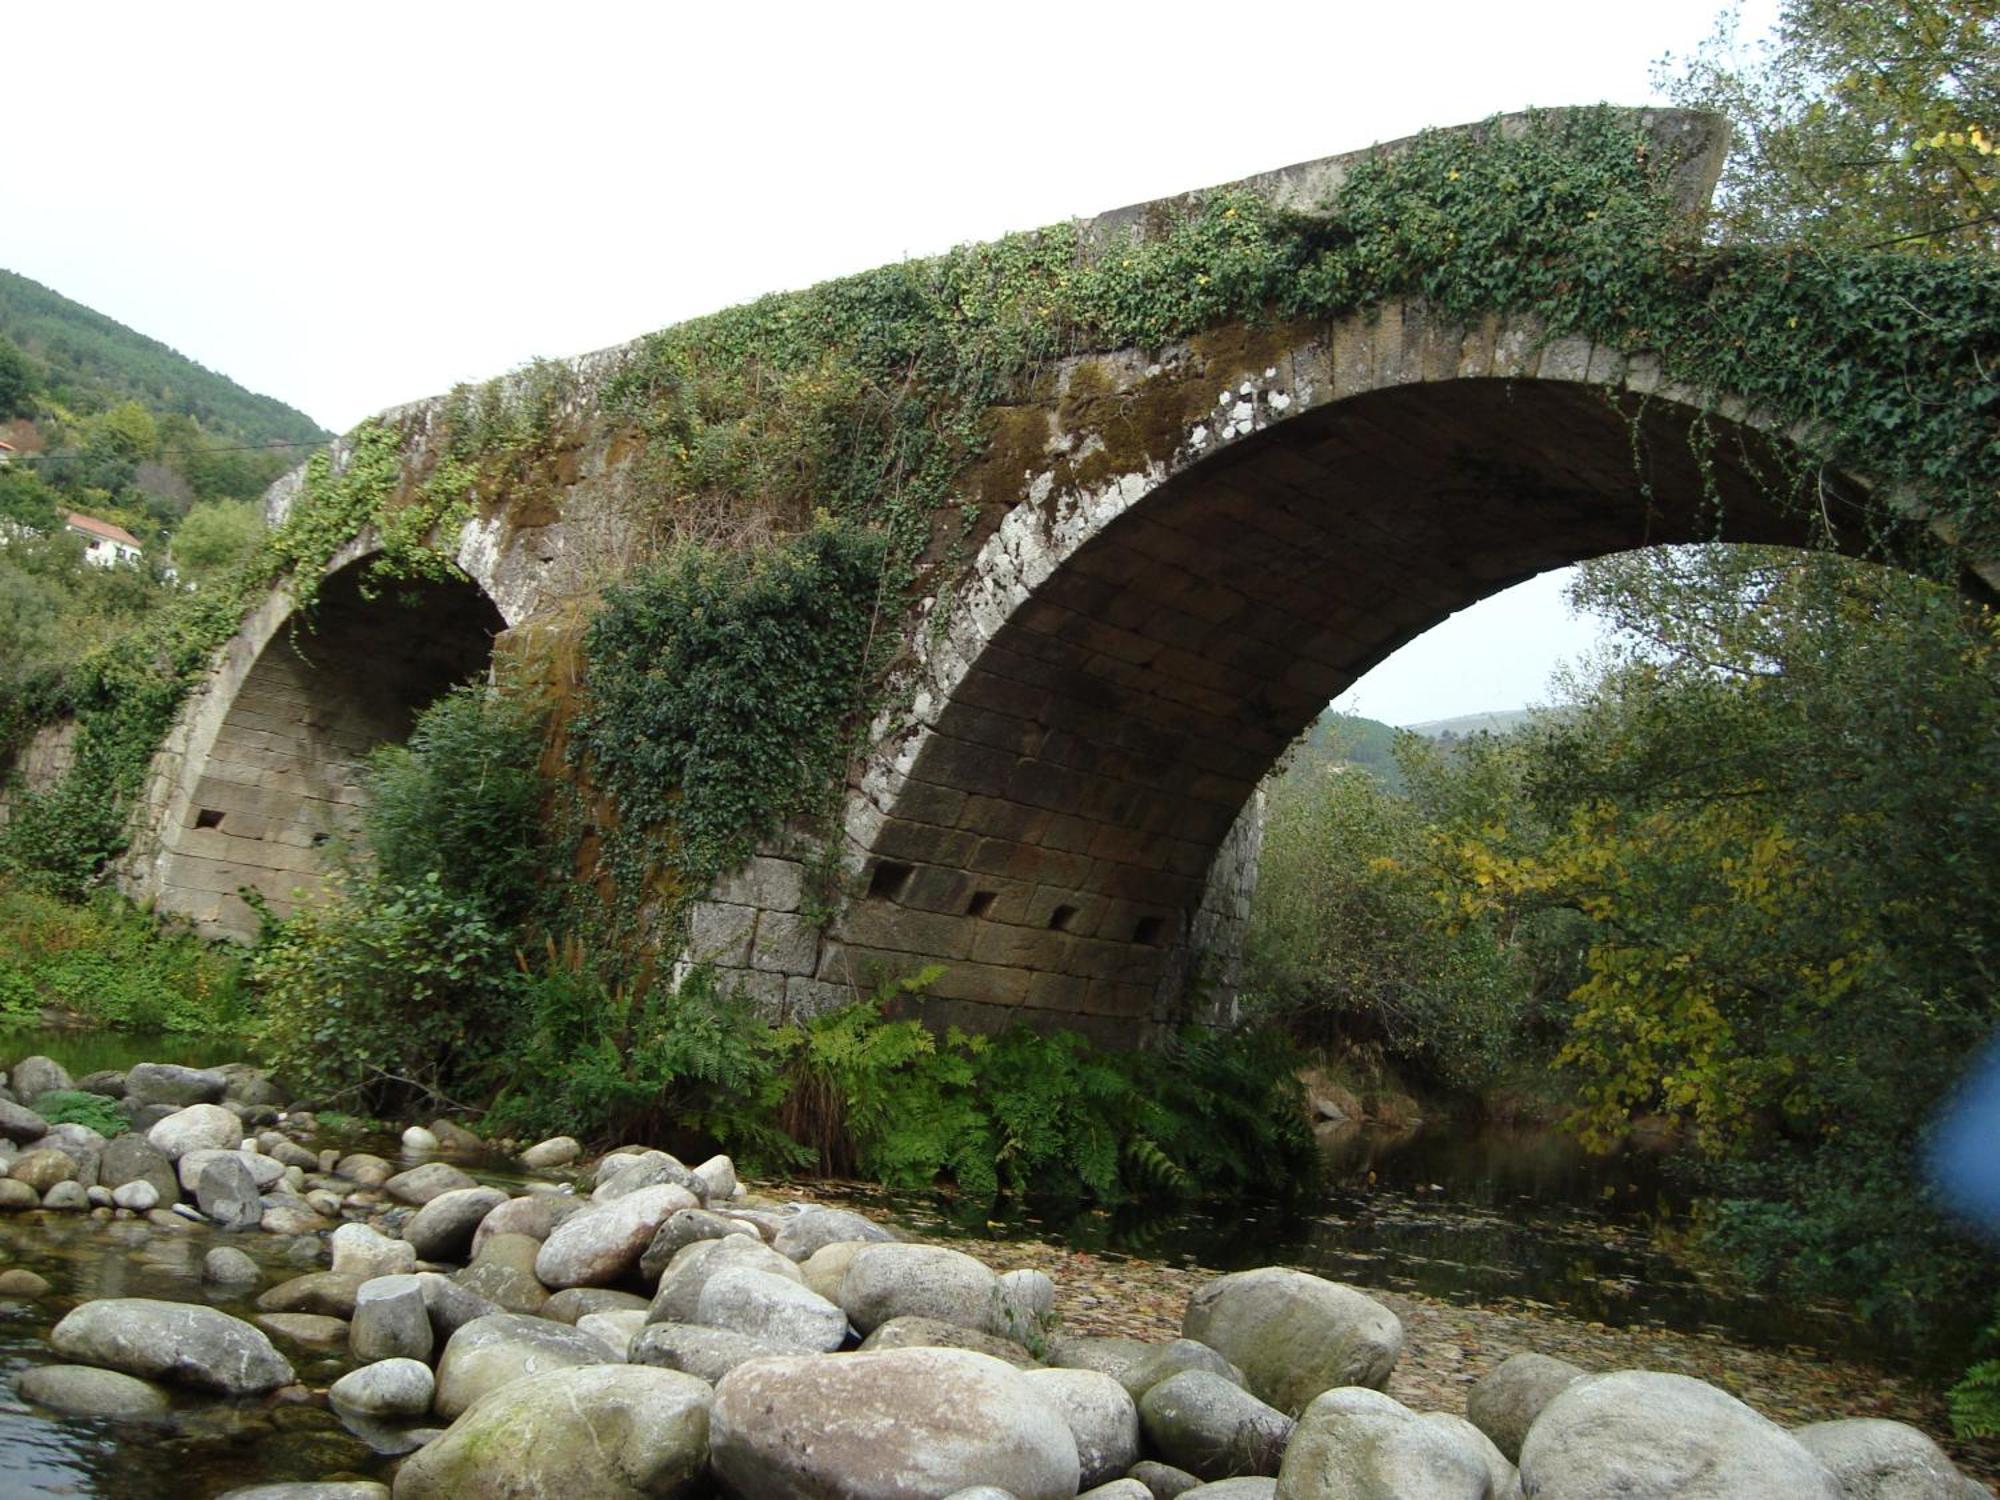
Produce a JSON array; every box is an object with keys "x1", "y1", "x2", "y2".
[{"x1": 69, "y1": 105, "x2": 1996, "y2": 1041}]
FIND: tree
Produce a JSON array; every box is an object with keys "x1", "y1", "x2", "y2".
[
  {"x1": 1445, "y1": 545, "x2": 2000, "y2": 1348},
  {"x1": 0, "y1": 336, "x2": 35, "y2": 419},
  {"x1": 168, "y1": 499, "x2": 262, "y2": 582},
  {"x1": 1663, "y1": 0, "x2": 1999, "y2": 252}
]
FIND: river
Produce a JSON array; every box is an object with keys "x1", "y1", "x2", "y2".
[{"x1": 0, "y1": 1027, "x2": 1950, "y2": 1494}]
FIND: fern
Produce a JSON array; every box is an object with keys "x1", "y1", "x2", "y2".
[{"x1": 1950, "y1": 1358, "x2": 2000, "y2": 1439}]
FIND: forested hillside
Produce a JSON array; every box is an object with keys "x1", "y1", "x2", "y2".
[
  {"x1": 0, "y1": 271, "x2": 328, "y2": 759},
  {"x1": 0, "y1": 269, "x2": 324, "y2": 451}
]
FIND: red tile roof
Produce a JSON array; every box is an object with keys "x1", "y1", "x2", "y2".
[{"x1": 61, "y1": 511, "x2": 143, "y2": 550}]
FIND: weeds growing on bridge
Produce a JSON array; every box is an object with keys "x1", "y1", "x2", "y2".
[{"x1": 7, "y1": 106, "x2": 1994, "y2": 912}]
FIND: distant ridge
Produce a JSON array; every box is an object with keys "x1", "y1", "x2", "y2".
[
  {"x1": 1403, "y1": 708, "x2": 1537, "y2": 738},
  {"x1": 0, "y1": 268, "x2": 326, "y2": 448}
]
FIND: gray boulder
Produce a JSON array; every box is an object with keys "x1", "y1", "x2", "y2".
[
  {"x1": 1140, "y1": 1370, "x2": 1295, "y2": 1480},
  {"x1": 859, "y1": 1314, "x2": 1039, "y2": 1367},
  {"x1": 689, "y1": 1153, "x2": 736, "y2": 1201},
  {"x1": 177, "y1": 1147, "x2": 285, "y2": 1194},
  {"x1": 18, "y1": 1363, "x2": 171, "y2": 1418},
  {"x1": 1021, "y1": 1366, "x2": 1142, "y2": 1489},
  {"x1": 1273, "y1": 1386, "x2": 1489, "y2": 1499},
  {"x1": 1130, "y1": 1460, "x2": 1204, "y2": 1496},
  {"x1": 384, "y1": 1160, "x2": 476, "y2": 1205},
  {"x1": 710, "y1": 1347, "x2": 1080, "y2": 1500},
  {"x1": 147, "y1": 1103, "x2": 243, "y2": 1161},
  {"x1": 415, "y1": 1270, "x2": 503, "y2": 1339},
  {"x1": 536, "y1": 1183, "x2": 699, "y2": 1288},
  {"x1": 455, "y1": 1232, "x2": 552, "y2": 1316},
  {"x1": 257, "y1": 1270, "x2": 366, "y2": 1318},
  {"x1": 203, "y1": 1246, "x2": 262, "y2": 1286},
  {"x1": 1419, "y1": 1412, "x2": 1519, "y2": 1499},
  {"x1": 639, "y1": 1207, "x2": 760, "y2": 1279},
  {"x1": 542, "y1": 1287, "x2": 651, "y2": 1325},
  {"x1": 1121, "y1": 1339, "x2": 1246, "y2": 1403},
  {"x1": 336, "y1": 1152, "x2": 395, "y2": 1187},
  {"x1": 196, "y1": 1154, "x2": 264, "y2": 1231},
  {"x1": 403, "y1": 1185, "x2": 508, "y2": 1262},
  {"x1": 649, "y1": 1233, "x2": 803, "y2": 1324},
  {"x1": 75, "y1": 1069, "x2": 127, "y2": 1097},
  {"x1": 99, "y1": 1134, "x2": 179, "y2": 1201},
  {"x1": 1182, "y1": 1482, "x2": 1279, "y2": 1498},
  {"x1": 1519, "y1": 1370, "x2": 1840, "y2": 1499},
  {"x1": 578, "y1": 1308, "x2": 649, "y2": 1358},
  {"x1": 49, "y1": 1297, "x2": 294, "y2": 1394},
  {"x1": 1465, "y1": 1352, "x2": 1584, "y2": 1462},
  {"x1": 10, "y1": 1148, "x2": 75, "y2": 1194},
  {"x1": 990, "y1": 1267, "x2": 1057, "y2": 1341},
  {"x1": 839, "y1": 1242, "x2": 1001, "y2": 1334},
  {"x1": 112, "y1": 1184, "x2": 157, "y2": 1224},
  {"x1": 0, "y1": 1099, "x2": 48, "y2": 1144},
  {"x1": 351, "y1": 1274, "x2": 433, "y2": 1364},
  {"x1": 329, "y1": 1357, "x2": 434, "y2": 1420},
  {"x1": 12, "y1": 1055, "x2": 71, "y2": 1099},
  {"x1": 124, "y1": 1062, "x2": 226, "y2": 1108},
  {"x1": 41, "y1": 1180, "x2": 88, "y2": 1211},
  {"x1": 330, "y1": 1222, "x2": 419, "y2": 1280},
  {"x1": 628, "y1": 1322, "x2": 792, "y2": 1384},
  {"x1": 1049, "y1": 1335, "x2": 1153, "y2": 1382},
  {"x1": 593, "y1": 1150, "x2": 695, "y2": 1200},
  {"x1": 693, "y1": 1263, "x2": 847, "y2": 1352},
  {"x1": 1182, "y1": 1268, "x2": 1402, "y2": 1415},
  {"x1": 518, "y1": 1134, "x2": 582, "y2": 1170},
  {"x1": 1793, "y1": 1417, "x2": 1973, "y2": 1499},
  {"x1": 772, "y1": 1204, "x2": 898, "y2": 1260},
  {"x1": 395, "y1": 1364, "x2": 712, "y2": 1500},
  {"x1": 433, "y1": 1311, "x2": 615, "y2": 1418},
  {"x1": 216, "y1": 1063, "x2": 284, "y2": 1106},
  {"x1": 468, "y1": 1191, "x2": 584, "y2": 1258}
]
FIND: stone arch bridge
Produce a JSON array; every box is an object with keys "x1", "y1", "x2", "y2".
[{"x1": 107, "y1": 108, "x2": 1986, "y2": 1047}]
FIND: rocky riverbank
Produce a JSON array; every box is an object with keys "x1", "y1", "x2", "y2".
[{"x1": 0, "y1": 1052, "x2": 1992, "y2": 1498}]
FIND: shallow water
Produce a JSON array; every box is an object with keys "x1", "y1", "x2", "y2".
[{"x1": 879, "y1": 1119, "x2": 1873, "y2": 1365}]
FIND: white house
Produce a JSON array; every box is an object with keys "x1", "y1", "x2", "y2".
[{"x1": 61, "y1": 510, "x2": 144, "y2": 567}]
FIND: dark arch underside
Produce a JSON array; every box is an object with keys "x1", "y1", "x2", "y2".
[
  {"x1": 833, "y1": 376, "x2": 1873, "y2": 1043},
  {"x1": 154, "y1": 561, "x2": 505, "y2": 939}
]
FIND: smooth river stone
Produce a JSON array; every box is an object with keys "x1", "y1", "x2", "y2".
[{"x1": 50, "y1": 1297, "x2": 294, "y2": 1395}]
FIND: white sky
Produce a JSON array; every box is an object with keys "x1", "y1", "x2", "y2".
[{"x1": 7, "y1": 0, "x2": 1778, "y2": 725}]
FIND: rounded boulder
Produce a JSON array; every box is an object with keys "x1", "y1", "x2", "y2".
[
  {"x1": 1519, "y1": 1370, "x2": 1840, "y2": 1500},
  {"x1": 712, "y1": 1347, "x2": 1079, "y2": 1499}
]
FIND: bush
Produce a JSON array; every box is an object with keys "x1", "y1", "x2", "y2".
[
  {"x1": 488, "y1": 957, "x2": 802, "y2": 1170},
  {"x1": 1246, "y1": 754, "x2": 1528, "y2": 1090},
  {"x1": 362, "y1": 684, "x2": 546, "y2": 922},
  {"x1": 781, "y1": 974, "x2": 1315, "y2": 1207},
  {"x1": 0, "y1": 877, "x2": 246, "y2": 1034},
  {"x1": 250, "y1": 871, "x2": 520, "y2": 1116},
  {"x1": 574, "y1": 518, "x2": 887, "y2": 888}
]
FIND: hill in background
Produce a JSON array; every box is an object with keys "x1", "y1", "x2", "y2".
[
  {"x1": 1403, "y1": 708, "x2": 1537, "y2": 739},
  {"x1": 0, "y1": 269, "x2": 325, "y2": 451}
]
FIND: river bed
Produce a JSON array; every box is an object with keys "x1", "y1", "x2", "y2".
[{"x1": 0, "y1": 1028, "x2": 1989, "y2": 1493}]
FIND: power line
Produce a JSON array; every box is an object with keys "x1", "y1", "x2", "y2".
[{"x1": 18, "y1": 438, "x2": 328, "y2": 464}]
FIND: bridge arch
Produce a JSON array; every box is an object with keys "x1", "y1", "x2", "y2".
[
  {"x1": 818, "y1": 301, "x2": 1900, "y2": 1044},
  {"x1": 123, "y1": 539, "x2": 508, "y2": 939}
]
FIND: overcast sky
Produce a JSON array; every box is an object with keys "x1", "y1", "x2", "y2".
[{"x1": 8, "y1": 0, "x2": 1777, "y2": 725}]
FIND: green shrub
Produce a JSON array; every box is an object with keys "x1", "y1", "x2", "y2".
[
  {"x1": 574, "y1": 518, "x2": 887, "y2": 891},
  {"x1": 250, "y1": 871, "x2": 520, "y2": 1116},
  {"x1": 781, "y1": 972, "x2": 1315, "y2": 1207},
  {"x1": 0, "y1": 877, "x2": 247, "y2": 1034},
  {"x1": 488, "y1": 958, "x2": 803, "y2": 1169},
  {"x1": 31, "y1": 1089, "x2": 126, "y2": 1137},
  {"x1": 363, "y1": 684, "x2": 546, "y2": 923}
]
